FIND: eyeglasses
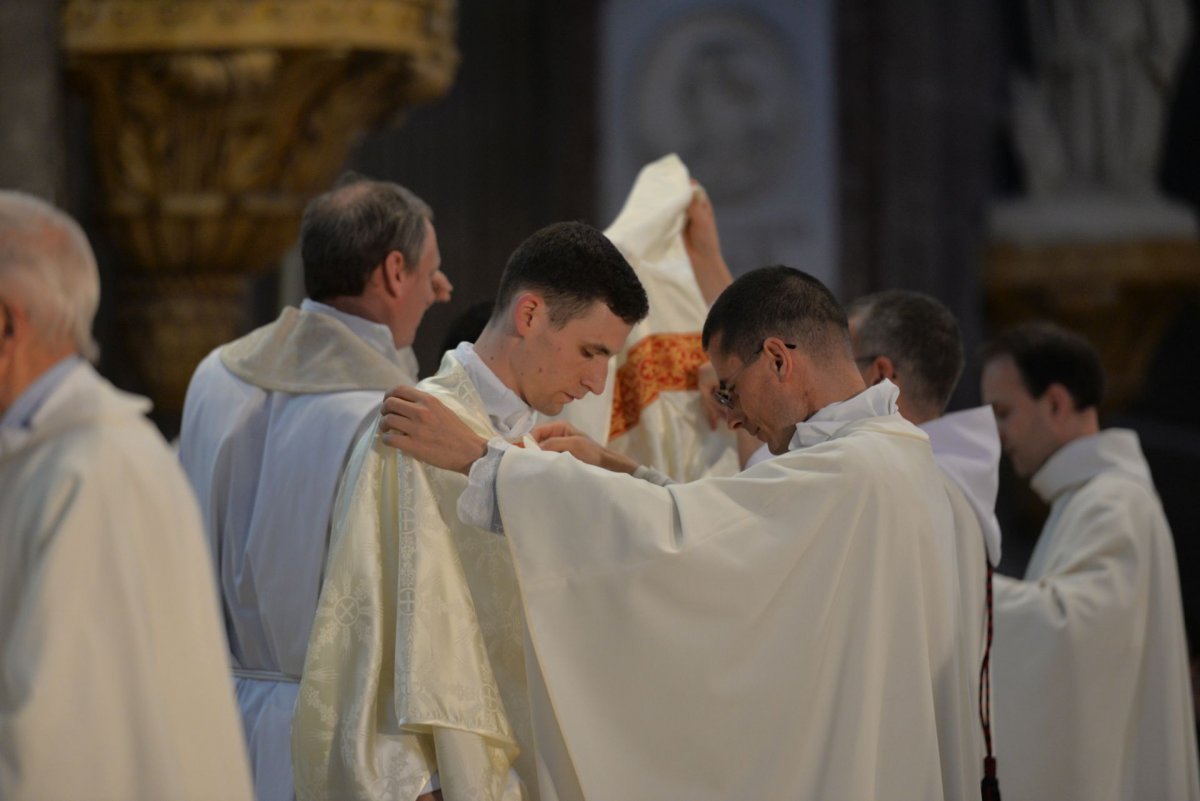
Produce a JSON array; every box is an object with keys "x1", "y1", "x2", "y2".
[{"x1": 712, "y1": 341, "x2": 796, "y2": 409}]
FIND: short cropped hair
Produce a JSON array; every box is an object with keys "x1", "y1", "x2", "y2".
[
  {"x1": 847, "y1": 290, "x2": 964, "y2": 414},
  {"x1": 492, "y1": 221, "x2": 648, "y2": 327},
  {"x1": 0, "y1": 190, "x2": 100, "y2": 361},
  {"x1": 981, "y1": 321, "x2": 1104, "y2": 410},
  {"x1": 702, "y1": 265, "x2": 851, "y2": 363},
  {"x1": 301, "y1": 173, "x2": 431, "y2": 302}
]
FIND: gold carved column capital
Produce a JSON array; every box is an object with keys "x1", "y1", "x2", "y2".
[{"x1": 62, "y1": 0, "x2": 458, "y2": 423}]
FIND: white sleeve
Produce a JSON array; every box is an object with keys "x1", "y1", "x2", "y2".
[{"x1": 457, "y1": 438, "x2": 513, "y2": 533}]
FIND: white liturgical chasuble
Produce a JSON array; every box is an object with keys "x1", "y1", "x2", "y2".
[
  {"x1": 179, "y1": 300, "x2": 417, "y2": 801},
  {"x1": 553, "y1": 154, "x2": 737, "y2": 481},
  {"x1": 993, "y1": 429, "x2": 1200, "y2": 801},
  {"x1": 293, "y1": 351, "x2": 533, "y2": 801},
  {"x1": 0, "y1": 362, "x2": 253, "y2": 801},
  {"x1": 495, "y1": 383, "x2": 974, "y2": 800}
]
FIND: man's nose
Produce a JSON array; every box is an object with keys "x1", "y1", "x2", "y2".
[{"x1": 582, "y1": 360, "x2": 608, "y2": 394}]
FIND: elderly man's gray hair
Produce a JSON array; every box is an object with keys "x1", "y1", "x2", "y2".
[{"x1": 0, "y1": 190, "x2": 101, "y2": 362}]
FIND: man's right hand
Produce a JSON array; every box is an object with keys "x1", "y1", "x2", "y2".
[{"x1": 379, "y1": 386, "x2": 487, "y2": 475}]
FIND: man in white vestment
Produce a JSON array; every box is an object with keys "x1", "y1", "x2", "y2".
[
  {"x1": 0, "y1": 190, "x2": 254, "y2": 801},
  {"x1": 847, "y1": 289, "x2": 1003, "y2": 797},
  {"x1": 981, "y1": 321, "x2": 1200, "y2": 801},
  {"x1": 292, "y1": 222, "x2": 649, "y2": 801},
  {"x1": 179, "y1": 175, "x2": 450, "y2": 801},
  {"x1": 380, "y1": 266, "x2": 976, "y2": 801}
]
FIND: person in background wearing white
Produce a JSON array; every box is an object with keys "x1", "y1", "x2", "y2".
[
  {"x1": 847, "y1": 289, "x2": 1002, "y2": 797},
  {"x1": 982, "y1": 321, "x2": 1199, "y2": 801},
  {"x1": 178, "y1": 174, "x2": 450, "y2": 801},
  {"x1": 0, "y1": 189, "x2": 253, "y2": 801}
]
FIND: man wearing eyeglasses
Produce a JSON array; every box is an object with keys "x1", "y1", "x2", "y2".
[{"x1": 378, "y1": 265, "x2": 976, "y2": 800}]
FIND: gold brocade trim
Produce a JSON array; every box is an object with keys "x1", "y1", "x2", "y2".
[{"x1": 610, "y1": 333, "x2": 706, "y2": 439}]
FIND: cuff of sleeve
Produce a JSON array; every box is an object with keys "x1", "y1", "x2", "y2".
[
  {"x1": 457, "y1": 437, "x2": 511, "y2": 533},
  {"x1": 633, "y1": 463, "x2": 675, "y2": 487}
]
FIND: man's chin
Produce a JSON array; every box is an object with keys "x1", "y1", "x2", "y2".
[{"x1": 535, "y1": 399, "x2": 566, "y2": 417}]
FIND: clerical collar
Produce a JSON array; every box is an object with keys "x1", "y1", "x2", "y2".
[
  {"x1": 0, "y1": 355, "x2": 84, "y2": 432},
  {"x1": 300, "y1": 298, "x2": 416, "y2": 375},
  {"x1": 788, "y1": 379, "x2": 900, "y2": 450},
  {"x1": 451, "y1": 342, "x2": 534, "y2": 439},
  {"x1": 1030, "y1": 428, "x2": 1152, "y2": 504}
]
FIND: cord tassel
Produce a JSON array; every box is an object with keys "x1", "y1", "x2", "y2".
[{"x1": 980, "y1": 562, "x2": 1002, "y2": 800}]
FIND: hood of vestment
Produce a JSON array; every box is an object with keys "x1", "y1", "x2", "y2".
[
  {"x1": 922, "y1": 405, "x2": 1003, "y2": 565},
  {"x1": 220, "y1": 306, "x2": 411, "y2": 394},
  {"x1": 1031, "y1": 428, "x2": 1153, "y2": 504}
]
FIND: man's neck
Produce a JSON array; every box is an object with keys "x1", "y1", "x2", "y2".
[
  {"x1": 321, "y1": 294, "x2": 386, "y2": 326},
  {"x1": 471, "y1": 325, "x2": 521, "y2": 396},
  {"x1": 802, "y1": 363, "x2": 869, "y2": 421}
]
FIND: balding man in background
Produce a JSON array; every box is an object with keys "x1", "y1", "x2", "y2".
[
  {"x1": 0, "y1": 190, "x2": 253, "y2": 801},
  {"x1": 178, "y1": 174, "x2": 450, "y2": 801}
]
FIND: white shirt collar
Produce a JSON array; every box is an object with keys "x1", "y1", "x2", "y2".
[
  {"x1": 451, "y1": 342, "x2": 535, "y2": 438},
  {"x1": 300, "y1": 298, "x2": 416, "y2": 375},
  {"x1": 0, "y1": 355, "x2": 84, "y2": 432},
  {"x1": 788, "y1": 379, "x2": 901, "y2": 450}
]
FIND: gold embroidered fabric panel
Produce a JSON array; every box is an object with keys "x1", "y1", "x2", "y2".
[{"x1": 610, "y1": 332, "x2": 705, "y2": 439}]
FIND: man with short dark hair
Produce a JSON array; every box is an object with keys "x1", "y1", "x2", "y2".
[
  {"x1": 178, "y1": 174, "x2": 450, "y2": 801},
  {"x1": 293, "y1": 221, "x2": 648, "y2": 801},
  {"x1": 377, "y1": 265, "x2": 976, "y2": 800},
  {"x1": 981, "y1": 321, "x2": 1199, "y2": 801},
  {"x1": 0, "y1": 190, "x2": 253, "y2": 801}
]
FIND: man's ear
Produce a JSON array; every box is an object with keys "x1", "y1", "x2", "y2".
[
  {"x1": 380, "y1": 250, "x2": 408, "y2": 297},
  {"x1": 762, "y1": 336, "x2": 796, "y2": 381},
  {"x1": 873, "y1": 355, "x2": 897, "y2": 383},
  {"x1": 1044, "y1": 382, "x2": 1076, "y2": 420},
  {"x1": 860, "y1": 354, "x2": 894, "y2": 386},
  {"x1": 510, "y1": 291, "x2": 543, "y2": 337}
]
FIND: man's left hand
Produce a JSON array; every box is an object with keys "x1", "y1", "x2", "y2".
[{"x1": 379, "y1": 386, "x2": 487, "y2": 474}]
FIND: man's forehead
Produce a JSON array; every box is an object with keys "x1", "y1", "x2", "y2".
[{"x1": 563, "y1": 301, "x2": 630, "y2": 347}]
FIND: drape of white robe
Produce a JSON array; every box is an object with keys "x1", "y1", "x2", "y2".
[
  {"x1": 495, "y1": 388, "x2": 974, "y2": 800},
  {"x1": 993, "y1": 429, "x2": 1200, "y2": 801},
  {"x1": 179, "y1": 302, "x2": 418, "y2": 801},
  {"x1": 552, "y1": 154, "x2": 737, "y2": 482},
  {"x1": 293, "y1": 353, "x2": 532, "y2": 801},
  {"x1": 0, "y1": 362, "x2": 253, "y2": 801}
]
